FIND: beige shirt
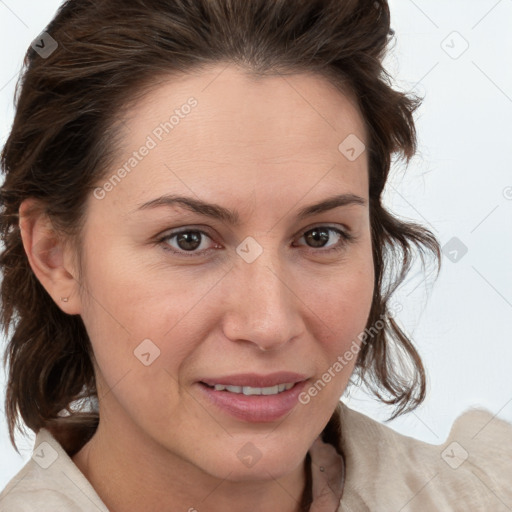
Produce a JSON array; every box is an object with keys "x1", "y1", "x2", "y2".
[
  {"x1": 336, "y1": 401, "x2": 512, "y2": 511},
  {"x1": 0, "y1": 401, "x2": 511, "y2": 511}
]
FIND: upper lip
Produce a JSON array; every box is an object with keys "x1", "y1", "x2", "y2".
[{"x1": 200, "y1": 372, "x2": 308, "y2": 388}]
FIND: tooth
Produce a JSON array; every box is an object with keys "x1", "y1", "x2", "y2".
[
  {"x1": 242, "y1": 386, "x2": 261, "y2": 396},
  {"x1": 262, "y1": 385, "x2": 279, "y2": 395},
  {"x1": 212, "y1": 383, "x2": 295, "y2": 394},
  {"x1": 225, "y1": 385, "x2": 242, "y2": 393}
]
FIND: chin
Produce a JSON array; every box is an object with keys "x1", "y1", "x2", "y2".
[{"x1": 197, "y1": 438, "x2": 308, "y2": 482}]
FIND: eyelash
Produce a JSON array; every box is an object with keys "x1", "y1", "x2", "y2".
[{"x1": 157, "y1": 225, "x2": 355, "y2": 258}]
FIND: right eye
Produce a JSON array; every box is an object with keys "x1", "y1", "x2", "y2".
[{"x1": 159, "y1": 228, "x2": 219, "y2": 257}]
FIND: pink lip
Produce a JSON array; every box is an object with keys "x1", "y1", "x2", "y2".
[
  {"x1": 196, "y1": 377, "x2": 309, "y2": 423},
  {"x1": 200, "y1": 372, "x2": 308, "y2": 388}
]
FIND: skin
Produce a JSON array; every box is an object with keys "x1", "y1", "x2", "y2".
[{"x1": 20, "y1": 63, "x2": 374, "y2": 512}]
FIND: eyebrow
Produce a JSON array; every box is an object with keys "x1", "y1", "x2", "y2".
[{"x1": 134, "y1": 193, "x2": 366, "y2": 225}]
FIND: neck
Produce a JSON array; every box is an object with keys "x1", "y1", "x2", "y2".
[{"x1": 71, "y1": 416, "x2": 308, "y2": 512}]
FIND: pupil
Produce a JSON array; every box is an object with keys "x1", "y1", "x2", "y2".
[
  {"x1": 177, "y1": 231, "x2": 201, "y2": 251},
  {"x1": 307, "y1": 228, "x2": 329, "y2": 248}
]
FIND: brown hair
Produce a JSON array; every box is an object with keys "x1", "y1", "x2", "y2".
[{"x1": 1, "y1": 1, "x2": 440, "y2": 505}]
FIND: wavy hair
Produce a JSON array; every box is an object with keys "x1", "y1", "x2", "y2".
[{"x1": 1, "y1": 2, "x2": 440, "y2": 507}]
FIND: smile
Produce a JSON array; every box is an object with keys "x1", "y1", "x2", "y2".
[
  {"x1": 198, "y1": 379, "x2": 308, "y2": 422},
  {"x1": 203, "y1": 382, "x2": 295, "y2": 395}
]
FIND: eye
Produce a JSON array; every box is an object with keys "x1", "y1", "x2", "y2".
[
  {"x1": 293, "y1": 226, "x2": 355, "y2": 254},
  {"x1": 160, "y1": 229, "x2": 217, "y2": 257},
  {"x1": 158, "y1": 225, "x2": 355, "y2": 257}
]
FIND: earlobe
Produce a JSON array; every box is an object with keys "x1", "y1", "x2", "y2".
[{"x1": 18, "y1": 198, "x2": 81, "y2": 315}]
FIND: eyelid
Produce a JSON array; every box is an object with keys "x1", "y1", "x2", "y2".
[{"x1": 293, "y1": 221, "x2": 351, "y2": 238}]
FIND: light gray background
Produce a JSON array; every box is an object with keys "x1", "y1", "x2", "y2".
[{"x1": 1, "y1": 0, "x2": 511, "y2": 489}]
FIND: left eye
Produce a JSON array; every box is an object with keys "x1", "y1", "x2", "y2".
[
  {"x1": 294, "y1": 226, "x2": 352, "y2": 252},
  {"x1": 159, "y1": 226, "x2": 353, "y2": 257}
]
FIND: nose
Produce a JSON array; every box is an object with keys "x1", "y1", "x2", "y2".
[{"x1": 221, "y1": 244, "x2": 305, "y2": 352}]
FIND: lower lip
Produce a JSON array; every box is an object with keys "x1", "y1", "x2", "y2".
[{"x1": 197, "y1": 380, "x2": 308, "y2": 423}]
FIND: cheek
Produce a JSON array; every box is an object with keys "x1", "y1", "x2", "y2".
[
  {"x1": 309, "y1": 249, "x2": 374, "y2": 337},
  {"x1": 291, "y1": 260, "x2": 374, "y2": 428},
  {"x1": 77, "y1": 243, "x2": 228, "y2": 405},
  {"x1": 78, "y1": 262, "x2": 193, "y2": 433},
  {"x1": 302, "y1": 253, "x2": 374, "y2": 388}
]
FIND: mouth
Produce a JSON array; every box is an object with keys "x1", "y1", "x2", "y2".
[
  {"x1": 200, "y1": 382, "x2": 296, "y2": 395},
  {"x1": 196, "y1": 373, "x2": 309, "y2": 423}
]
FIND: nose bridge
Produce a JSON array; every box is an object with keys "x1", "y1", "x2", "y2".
[{"x1": 223, "y1": 238, "x2": 302, "y2": 351}]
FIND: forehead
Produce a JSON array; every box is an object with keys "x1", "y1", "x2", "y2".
[
  {"x1": 125, "y1": 64, "x2": 367, "y2": 153},
  {"x1": 98, "y1": 64, "x2": 369, "y2": 213}
]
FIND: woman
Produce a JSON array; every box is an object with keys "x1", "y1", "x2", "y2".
[{"x1": 0, "y1": 0, "x2": 510, "y2": 510}]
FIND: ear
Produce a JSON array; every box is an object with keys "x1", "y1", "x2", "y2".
[{"x1": 19, "y1": 198, "x2": 82, "y2": 315}]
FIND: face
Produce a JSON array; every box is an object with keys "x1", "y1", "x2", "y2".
[{"x1": 75, "y1": 64, "x2": 374, "y2": 480}]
